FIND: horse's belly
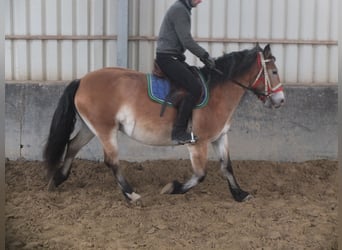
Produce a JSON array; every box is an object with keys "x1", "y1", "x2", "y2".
[
  {"x1": 129, "y1": 128, "x2": 172, "y2": 146},
  {"x1": 122, "y1": 123, "x2": 172, "y2": 146},
  {"x1": 117, "y1": 105, "x2": 173, "y2": 146}
]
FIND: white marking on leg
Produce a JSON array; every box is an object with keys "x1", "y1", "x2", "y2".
[
  {"x1": 160, "y1": 183, "x2": 174, "y2": 194},
  {"x1": 126, "y1": 192, "x2": 141, "y2": 202},
  {"x1": 62, "y1": 126, "x2": 94, "y2": 176},
  {"x1": 61, "y1": 158, "x2": 73, "y2": 176},
  {"x1": 243, "y1": 194, "x2": 253, "y2": 201},
  {"x1": 213, "y1": 133, "x2": 239, "y2": 190},
  {"x1": 211, "y1": 123, "x2": 231, "y2": 143},
  {"x1": 47, "y1": 178, "x2": 56, "y2": 191},
  {"x1": 211, "y1": 126, "x2": 230, "y2": 160},
  {"x1": 224, "y1": 171, "x2": 239, "y2": 190},
  {"x1": 183, "y1": 175, "x2": 200, "y2": 191}
]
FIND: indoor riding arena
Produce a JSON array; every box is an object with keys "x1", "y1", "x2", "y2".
[{"x1": 5, "y1": 1, "x2": 338, "y2": 249}]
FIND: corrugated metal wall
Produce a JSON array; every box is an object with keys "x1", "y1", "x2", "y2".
[
  {"x1": 5, "y1": 0, "x2": 338, "y2": 84},
  {"x1": 5, "y1": 0, "x2": 118, "y2": 81}
]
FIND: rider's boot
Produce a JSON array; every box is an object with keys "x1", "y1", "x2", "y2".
[{"x1": 171, "y1": 95, "x2": 198, "y2": 144}]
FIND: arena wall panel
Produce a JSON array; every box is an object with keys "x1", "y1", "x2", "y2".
[
  {"x1": 5, "y1": 0, "x2": 338, "y2": 84},
  {"x1": 5, "y1": 83, "x2": 338, "y2": 162}
]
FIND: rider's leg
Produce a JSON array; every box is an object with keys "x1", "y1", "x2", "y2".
[
  {"x1": 156, "y1": 53, "x2": 202, "y2": 144},
  {"x1": 171, "y1": 93, "x2": 197, "y2": 144}
]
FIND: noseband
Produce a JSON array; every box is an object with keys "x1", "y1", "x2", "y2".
[{"x1": 231, "y1": 52, "x2": 283, "y2": 100}]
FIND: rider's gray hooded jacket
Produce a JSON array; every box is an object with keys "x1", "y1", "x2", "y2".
[{"x1": 156, "y1": 0, "x2": 208, "y2": 59}]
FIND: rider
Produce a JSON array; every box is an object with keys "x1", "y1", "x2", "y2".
[{"x1": 156, "y1": 0, "x2": 216, "y2": 144}]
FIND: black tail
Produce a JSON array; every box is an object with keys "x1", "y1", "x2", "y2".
[{"x1": 43, "y1": 79, "x2": 80, "y2": 177}]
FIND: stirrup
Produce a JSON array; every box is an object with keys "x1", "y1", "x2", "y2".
[
  {"x1": 172, "y1": 131, "x2": 198, "y2": 145},
  {"x1": 190, "y1": 132, "x2": 197, "y2": 143}
]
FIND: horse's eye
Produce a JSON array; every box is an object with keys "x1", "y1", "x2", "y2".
[{"x1": 272, "y1": 70, "x2": 278, "y2": 75}]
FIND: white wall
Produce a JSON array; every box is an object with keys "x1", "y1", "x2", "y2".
[{"x1": 5, "y1": 0, "x2": 338, "y2": 84}]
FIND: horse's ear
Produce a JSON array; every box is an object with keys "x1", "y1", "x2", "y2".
[
  {"x1": 255, "y1": 42, "x2": 261, "y2": 49},
  {"x1": 263, "y1": 44, "x2": 272, "y2": 58}
]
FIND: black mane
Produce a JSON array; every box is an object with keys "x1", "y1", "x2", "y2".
[{"x1": 200, "y1": 45, "x2": 263, "y2": 88}]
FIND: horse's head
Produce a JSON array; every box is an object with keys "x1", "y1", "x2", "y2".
[
  {"x1": 204, "y1": 44, "x2": 285, "y2": 108},
  {"x1": 250, "y1": 44, "x2": 285, "y2": 108}
]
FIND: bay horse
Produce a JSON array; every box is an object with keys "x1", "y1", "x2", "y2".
[{"x1": 43, "y1": 44, "x2": 285, "y2": 202}]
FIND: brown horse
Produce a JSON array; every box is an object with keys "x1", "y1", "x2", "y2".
[{"x1": 43, "y1": 44, "x2": 285, "y2": 202}]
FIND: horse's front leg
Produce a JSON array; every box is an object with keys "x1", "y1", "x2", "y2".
[
  {"x1": 212, "y1": 133, "x2": 252, "y2": 202},
  {"x1": 161, "y1": 142, "x2": 208, "y2": 194}
]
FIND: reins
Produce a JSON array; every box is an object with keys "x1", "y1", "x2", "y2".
[
  {"x1": 208, "y1": 52, "x2": 282, "y2": 99},
  {"x1": 208, "y1": 65, "x2": 267, "y2": 97},
  {"x1": 230, "y1": 78, "x2": 268, "y2": 97}
]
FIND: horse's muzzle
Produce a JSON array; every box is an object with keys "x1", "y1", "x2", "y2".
[{"x1": 264, "y1": 91, "x2": 285, "y2": 109}]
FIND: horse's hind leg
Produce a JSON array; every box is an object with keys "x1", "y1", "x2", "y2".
[
  {"x1": 161, "y1": 142, "x2": 208, "y2": 194},
  {"x1": 100, "y1": 130, "x2": 141, "y2": 202},
  {"x1": 212, "y1": 134, "x2": 252, "y2": 202},
  {"x1": 48, "y1": 124, "x2": 94, "y2": 190}
]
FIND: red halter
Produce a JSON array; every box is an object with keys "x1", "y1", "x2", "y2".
[{"x1": 250, "y1": 52, "x2": 283, "y2": 101}]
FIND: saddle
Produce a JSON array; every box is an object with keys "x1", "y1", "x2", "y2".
[{"x1": 147, "y1": 61, "x2": 209, "y2": 117}]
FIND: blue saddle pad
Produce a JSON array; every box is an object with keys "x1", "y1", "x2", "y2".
[{"x1": 146, "y1": 72, "x2": 209, "y2": 108}]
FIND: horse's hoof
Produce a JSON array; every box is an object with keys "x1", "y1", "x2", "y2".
[
  {"x1": 231, "y1": 188, "x2": 252, "y2": 202},
  {"x1": 47, "y1": 170, "x2": 69, "y2": 191},
  {"x1": 47, "y1": 178, "x2": 57, "y2": 191},
  {"x1": 126, "y1": 192, "x2": 141, "y2": 203},
  {"x1": 161, "y1": 181, "x2": 183, "y2": 194},
  {"x1": 242, "y1": 194, "x2": 253, "y2": 202},
  {"x1": 160, "y1": 182, "x2": 174, "y2": 194}
]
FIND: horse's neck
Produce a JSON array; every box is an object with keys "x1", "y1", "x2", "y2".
[
  {"x1": 203, "y1": 82, "x2": 245, "y2": 124},
  {"x1": 210, "y1": 80, "x2": 246, "y2": 112}
]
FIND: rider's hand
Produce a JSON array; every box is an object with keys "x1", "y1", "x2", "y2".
[{"x1": 200, "y1": 53, "x2": 216, "y2": 70}]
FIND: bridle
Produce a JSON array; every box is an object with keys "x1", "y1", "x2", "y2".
[{"x1": 230, "y1": 52, "x2": 283, "y2": 101}]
